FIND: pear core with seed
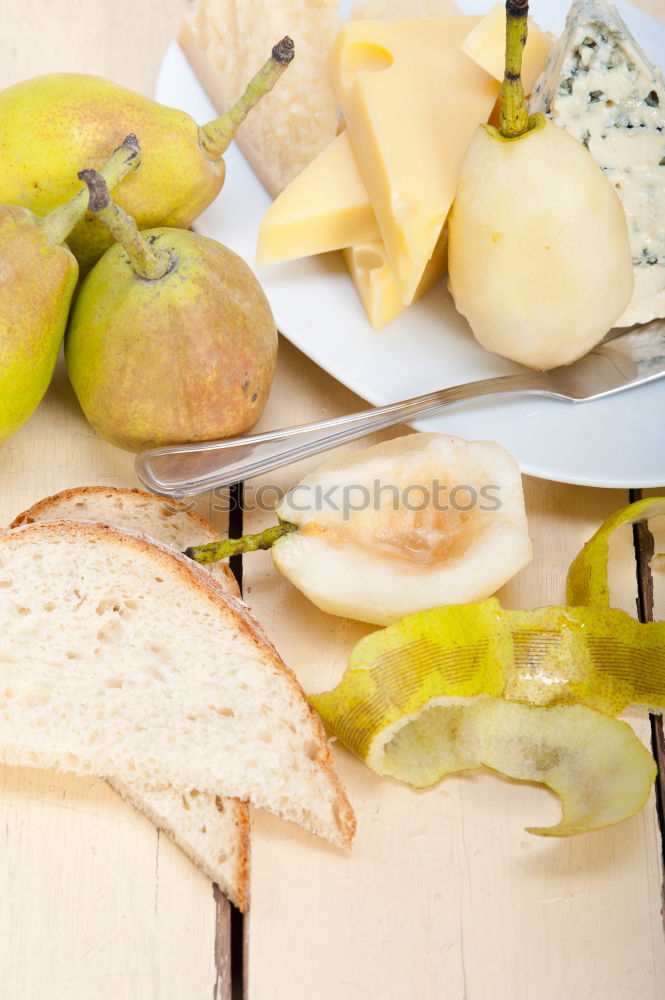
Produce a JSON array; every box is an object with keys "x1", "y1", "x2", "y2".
[
  {"x1": 448, "y1": 118, "x2": 634, "y2": 370},
  {"x1": 271, "y1": 432, "x2": 532, "y2": 626}
]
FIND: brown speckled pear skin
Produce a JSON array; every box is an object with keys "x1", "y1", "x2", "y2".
[
  {"x1": 64, "y1": 228, "x2": 278, "y2": 453},
  {"x1": 0, "y1": 74, "x2": 226, "y2": 274},
  {"x1": 0, "y1": 206, "x2": 78, "y2": 442}
]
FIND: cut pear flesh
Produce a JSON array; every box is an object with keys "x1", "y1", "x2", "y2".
[{"x1": 273, "y1": 432, "x2": 532, "y2": 625}]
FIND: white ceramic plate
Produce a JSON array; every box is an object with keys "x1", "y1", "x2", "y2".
[{"x1": 156, "y1": 0, "x2": 665, "y2": 488}]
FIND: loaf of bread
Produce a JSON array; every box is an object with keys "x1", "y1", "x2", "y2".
[
  {"x1": 0, "y1": 520, "x2": 355, "y2": 887},
  {"x1": 179, "y1": 0, "x2": 341, "y2": 197},
  {"x1": 10, "y1": 487, "x2": 249, "y2": 910}
]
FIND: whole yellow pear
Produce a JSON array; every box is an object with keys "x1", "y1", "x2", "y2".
[
  {"x1": 65, "y1": 177, "x2": 278, "y2": 452},
  {"x1": 0, "y1": 136, "x2": 140, "y2": 442},
  {"x1": 0, "y1": 206, "x2": 78, "y2": 441}
]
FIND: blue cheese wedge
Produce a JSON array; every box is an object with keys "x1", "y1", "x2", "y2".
[{"x1": 530, "y1": 0, "x2": 665, "y2": 326}]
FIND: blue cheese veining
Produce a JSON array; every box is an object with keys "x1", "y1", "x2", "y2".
[{"x1": 530, "y1": 0, "x2": 665, "y2": 326}]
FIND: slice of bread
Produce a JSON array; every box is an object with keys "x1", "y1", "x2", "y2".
[
  {"x1": 179, "y1": 0, "x2": 341, "y2": 197},
  {"x1": 0, "y1": 520, "x2": 355, "y2": 851},
  {"x1": 9, "y1": 487, "x2": 249, "y2": 911}
]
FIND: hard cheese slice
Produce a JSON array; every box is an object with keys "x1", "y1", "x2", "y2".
[
  {"x1": 530, "y1": 0, "x2": 665, "y2": 326},
  {"x1": 461, "y1": 3, "x2": 554, "y2": 95},
  {"x1": 256, "y1": 128, "x2": 446, "y2": 328},
  {"x1": 330, "y1": 16, "x2": 499, "y2": 303},
  {"x1": 256, "y1": 131, "x2": 380, "y2": 265}
]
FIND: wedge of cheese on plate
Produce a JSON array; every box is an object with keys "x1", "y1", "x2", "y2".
[
  {"x1": 529, "y1": 0, "x2": 665, "y2": 326},
  {"x1": 329, "y1": 15, "x2": 498, "y2": 304},
  {"x1": 258, "y1": 15, "x2": 497, "y2": 328},
  {"x1": 179, "y1": 0, "x2": 340, "y2": 197}
]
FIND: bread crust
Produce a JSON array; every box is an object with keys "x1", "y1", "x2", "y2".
[
  {"x1": 110, "y1": 777, "x2": 251, "y2": 912},
  {"x1": 9, "y1": 485, "x2": 241, "y2": 598}
]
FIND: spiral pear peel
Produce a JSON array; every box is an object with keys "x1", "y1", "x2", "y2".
[{"x1": 311, "y1": 498, "x2": 665, "y2": 836}]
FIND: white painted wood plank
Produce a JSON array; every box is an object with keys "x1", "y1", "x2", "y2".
[{"x1": 0, "y1": 767, "x2": 219, "y2": 1000}]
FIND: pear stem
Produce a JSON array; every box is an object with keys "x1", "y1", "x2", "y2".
[
  {"x1": 78, "y1": 169, "x2": 173, "y2": 280},
  {"x1": 185, "y1": 520, "x2": 297, "y2": 564},
  {"x1": 499, "y1": 0, "x2": 530, "y2": 139},
  {"x1": 38, "y1": 134, "x2": 141, "y2": 245},
  {"x1": 198, "y1": 36, "x2": 295, "y2": 159}
]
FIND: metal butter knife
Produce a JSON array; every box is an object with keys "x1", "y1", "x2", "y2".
[{"x1": 135, "y1": 320, "x2": 665, "y2": 499}]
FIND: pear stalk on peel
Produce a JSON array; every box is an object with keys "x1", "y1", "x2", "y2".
[
  {"x1": 186, "y1": 432, "x2": 532, "y2": 626},
  {"x1": 0, "y1": 37, "x2": 294, "y2": 273},
  {"x1": 0, "y1": 135, "x2": 140, "y2": 444},
  {"x1": 447, "y1": 0, "x2": 634, "y2": 370},
  {"x1": 65, "y1": 172, "x2": 278, "y2": 453}
]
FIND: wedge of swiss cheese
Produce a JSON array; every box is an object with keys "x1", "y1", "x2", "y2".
[{"x1": 330, "y1": 16, "x2": 499, "y2": 304}]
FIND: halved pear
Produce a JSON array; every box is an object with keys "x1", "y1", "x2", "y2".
[{"x1": 271, "y1": 432, "x2": 532, "y2": 625}]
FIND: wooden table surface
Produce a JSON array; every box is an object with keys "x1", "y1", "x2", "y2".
[{"x1": 1, "y1": 2, "x2": 664, "y2": 998}]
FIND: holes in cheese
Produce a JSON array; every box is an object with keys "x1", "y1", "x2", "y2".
[
  {"x1": 257, "y1": 15, "x2": 506, "y2": 330},
  {"x1": 343, "y1": 227, "x2": 447, "y2": 330},
  {"x1": 340, "y1": 41, "x2": 395, "y2": 85}
]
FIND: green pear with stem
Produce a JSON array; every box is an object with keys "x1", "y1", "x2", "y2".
[
  {"x1": 0, "y1": 135, "x2": 140, "y2": 444},
  {"x1": 65, "y1": 172, "x2": 277, "y2": 453},
  {"x1": 447, "y1": 0, "x2": 633, "y2": 370},
  {"x1": 0, "y1": 38, "x2": 293, "y2": 274}
]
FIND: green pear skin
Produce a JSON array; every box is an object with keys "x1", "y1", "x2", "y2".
[
  {"x1": 0, "y1": 206, "x2": 78, "y2": 442},
  {"x1": 65, "y1": 229, "x2": 278, "y2": 452},
  {"x1": 448, "y1": 119, "x2": 634, "y2": 370},
  {"x1": 0, "y1": 75, "x2": 226, "y2": 274}
]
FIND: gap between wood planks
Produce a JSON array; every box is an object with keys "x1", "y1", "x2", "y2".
[
  {"x1": 630, "y1": 487, "x2": 665, "y2": 924},
  {"x1": 227, "y1": 482, "x2": 245, "y2": 1000}
]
